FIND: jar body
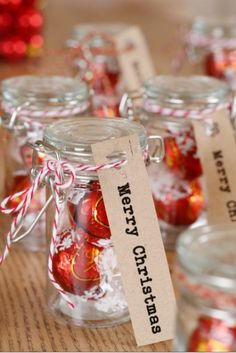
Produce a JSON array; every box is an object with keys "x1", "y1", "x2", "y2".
[
  {"x1": 46, "y1": 178, "x2": 129, "y2": 327},
  {"x1": 1, "y1": 75, "x2": 91, "y2": 252},
  {"x1": 142, "y1": 113, "x2": 204, "y2": 249},
  {"x1": 67, "y1": 24, "x2": 128, "y2": 117},
  {"x1": 174, "y1": 286, "x2": 236, "y2": 351}
]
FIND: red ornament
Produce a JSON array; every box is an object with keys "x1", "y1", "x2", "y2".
[
  {"x1": 16, "y1": 7, "x2": 43, "y2": 40},
  {"x1": 205, "y1": 49, "x2": 236, "y2": 79},
  {"x1": 0, "y1": 35, "x2": 26, "y2": 60},
  {"x1": 0, "y1": 12, "x2": 13, "y2": 36},
  {"x1": 0, "y1": 0, "x2": 22, "y2": 12},
  {"x1": 52, "y1": 229, "x2": 103, "y2": 296},
  {"x1": 68, "y1": 182, "x2": 111, "y2": 244},
  {"x1": 164, "y1": 129, "x2": 202, "y2": 180},
  {"x1": 0, "y1": 0, "x2": 43, "y2": 61},
  {"x1": 153, "y1": 173, "x2": 203, "y2": 226},
  {"x1": 188, "y1": 316, "x2": 236, "y2": 352}
]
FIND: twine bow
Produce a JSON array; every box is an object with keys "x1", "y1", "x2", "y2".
[{"x1": 0, "y1": 155, "x2": 132, "y2": 308}]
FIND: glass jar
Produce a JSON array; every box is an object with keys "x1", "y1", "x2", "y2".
[
  {"x1": 177, "y1": 16, "x2": 236, "y2": 87},
  {"x1": 31, "y1": 117, "x2": 159, "y2": 328},
  {"x1": 174, "y1": 224, "x2": 236, "y2": 352},
  {"x1": 120, "y1": 75, "x2": 231, "y2": 249},
  {"x1": 66, "y1": 23, "x2": 128, "y2": 117},
  {"x1": 0, "y1": 75, "x2": 91, "y2": 252}
]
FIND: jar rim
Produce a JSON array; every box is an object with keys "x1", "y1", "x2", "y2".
[
  {"x1": 67, "y1": 22, "x2": 128, "y2": 48},
  {"x1": 191, "y1": 16, "x2": 236, "y2": 38},
  {"x1": 1, "y1": 75, "x2": 89, "y2": 107},
  {"x1": 143, "y1": 75, "x2": 230, "y2": 105},
  {"x1": 177, "y1": 223, "x2": 236, "y2": 292},
  {"x1": 44, "y1": 117, "x2": 147, "y2": 163}
]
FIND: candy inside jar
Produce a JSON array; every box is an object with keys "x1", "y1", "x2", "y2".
[
  {"x1": 173, "y1": 224, "x2": 236, "y2": 352},
  {"x1": 188, "y1": 316, "x2": 236, "y2": 352},
  {"x1": 66, "y1": 23, "x2": 128, "y2": 118},
  {"x1": 39, "y1": 117, "x2": 149, "y2": 327}
]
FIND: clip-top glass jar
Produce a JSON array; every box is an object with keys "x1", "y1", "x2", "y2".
[
  {"x1": 176, "y1": 16, "x2": 236, "y2": 87},
  {"x1": 120, "y1": 75, "x2": 232, "y2": 249},
  {"x1": 67, "y1": 23, "x2": 128, "y2": 117},
  {"x1": 174, "y1": 224, "x2": 236, "y2": 352},
  {"x1": 0, "y1": 75, "x2": 90, "y2": 251},
  {"x1": 31, "y1": 117, "x2": 160, "y2": 327}
]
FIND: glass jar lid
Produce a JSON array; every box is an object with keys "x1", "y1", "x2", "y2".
[
  {"x1": 1, "y1": 75, "x2": 89, "y2": 110},
  {"x1": 191, "y1": 16, "x2": 236, "y2": 40},
  {"x1": 44, "y1": 117, "x2": 147, "y2": 164},
  {"x1": 67, "y1": 22, "x2": 127, "y2": 49},
  {"x1": 144, "y1": 75, "x2": 230, "y2": 109},
  {"x1": 177, "y1": 224, "x2": 236, "y2": 293}
]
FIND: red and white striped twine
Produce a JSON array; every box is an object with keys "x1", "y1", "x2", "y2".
[
  {"x1": 175, "y1": 269, "x2": 236, "y2": 309},
  {"x1": 143, "y1": 100, "x2": 231, "y2": 119},
  {"x1": 0, "y1": 153, "x2": 146, "y2": 308},
  {"x1": 2, "y1": 100, "x2": 90, "y2": 129}
]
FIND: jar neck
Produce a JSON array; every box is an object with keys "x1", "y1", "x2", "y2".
[
  {"x1": 1, "y1": 98, "x2": 91, "y2": 131},
  {"x1": 141, "y1": 92, "x2": 232, "y2": 129},
  {"x1": 2, "y1": 96, "x2": 90, "y2": 118},
  {"x1": 143, "y1": 93, "x2": 231, "y2": 112}
]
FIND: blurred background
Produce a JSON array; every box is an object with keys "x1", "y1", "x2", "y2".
[
  {"x1": 1, "y1": 0, "x2": 236, "y2": 76},
  {"x1": 43, "y1": 0, "x2": 236, "y2": 72}
]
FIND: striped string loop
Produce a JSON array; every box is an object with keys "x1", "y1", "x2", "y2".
[{"x1": 0, "y1": 153, "x2": 134, "y2": 308}]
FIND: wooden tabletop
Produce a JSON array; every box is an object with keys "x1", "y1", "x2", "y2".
[{"x1": 0, "y1": 0, "x2": 227, "y2": 351}]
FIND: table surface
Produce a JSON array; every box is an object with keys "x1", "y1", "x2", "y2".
[{"x1": 0, "y1": 0, "x2": 227, "y2": 351}]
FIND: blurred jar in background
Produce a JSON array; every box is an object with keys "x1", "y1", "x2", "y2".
[
  {"x1": 120, "y1": 75, "x2": 231, "y2": 249},
  {"x1": 173, "y1": 17, "x2": 236, "y2": 89},
  {"x1": 0, "y1": 75, "x2": 91, "y2": 251},
  {"x1": 66, "y1": 23, "x2": 128, "y2": 118},
  {"x1": 174, "y1": 224, "x2": 236, "y2": 352}
]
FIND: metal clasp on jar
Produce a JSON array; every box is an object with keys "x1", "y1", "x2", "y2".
[
  {"x1": 0, "y1": 102, "x2": 31, "y2": 131},
  {"x1": 147, "y1": 135, "x2": 165, "y2": 164},
  {"x1": 119, "y1": 89, "x2": 144, "y2": 121},
  {"x1": 120, "y1": 90, "x2": 165, "y2": 163}
]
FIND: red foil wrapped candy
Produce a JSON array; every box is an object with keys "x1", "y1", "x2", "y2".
[
  {"x1": 52, "y1": 229, "x2": 103, "y2": 296},
  {"x1": 188, "y1": 316, "x2": 236, "y2": 352}
]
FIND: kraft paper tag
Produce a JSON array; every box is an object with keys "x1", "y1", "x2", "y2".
[
  {"x1": 193, "y1": 109, "x2": 236, "y2": 224},
  {"x1": 92, "y1": 135, "x2": 175, "y2": 347},
  {"x1": 114, "y1": 26, "x2": 156, "y2": 91}
]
